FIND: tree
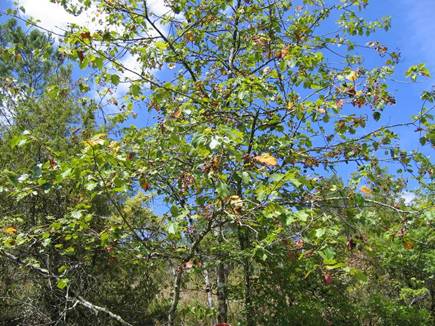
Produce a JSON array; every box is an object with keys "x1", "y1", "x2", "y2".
[
  {"x1": 1, "y1": 0, "x2": 433, "y2": 325},
  {"x1": 0, "y1": 18, "x2": 66, "y2": 130},
  {"x1": 0, "y1": 18, "x2": 166, "y2": 325}
]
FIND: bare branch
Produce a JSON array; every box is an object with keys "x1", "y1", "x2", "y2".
[{"x1": 0, "y1": 250, "x2": 133, "y2": 326}]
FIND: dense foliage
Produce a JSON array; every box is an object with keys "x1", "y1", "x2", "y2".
[{"x1": 0, "y1": 0, "x2": 434, "y2": 325}]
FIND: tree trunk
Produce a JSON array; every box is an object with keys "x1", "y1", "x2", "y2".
[
  {"x1": 238, "y1": 227, "x2": 255, "y2": 326},
  {"x1": 216, "y1": 261, "x2": 228, "y2": 323},
  {"x1": 204, "y1": 268, "x2": 214, "y2": 326},
  {"x1": 168, "y1": 266, "x2": 183, "y2": 326}
]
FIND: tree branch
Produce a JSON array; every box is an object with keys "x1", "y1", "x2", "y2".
[{"x1": 0, "y1": 250, "x2": 133, "y2": 326}]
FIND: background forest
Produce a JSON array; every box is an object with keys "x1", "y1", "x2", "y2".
[{"x1": 0, "y1": 0, "x2": 434, "y2": 325}]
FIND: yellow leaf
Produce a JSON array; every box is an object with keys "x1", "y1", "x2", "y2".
[
  {"x1": 108, "y1": 141, "x2": 120, "y2": 153},
  {"x1": 84, "y1": 133, "x2": 107, "y2": 147},
  {"x1": 184, "y1": 31, "x2": 194, "y2": 42},
  {"x1": 346, "y1": 70, "x2": 358, "y2": 81},
  {"x1": 4, "y1": 226, "x2": 17, "y2": 235},
  {"x1": 360, "y1": 186, "x2": 372, "y2": 195},
  {"x1": 254, "y1": 153, "x2": 278, "y2": 167},
  {"x1": 229, "y1": 195, "x2": 243, "y2": 213},
  {"x1": 403, "y1": 241, "x2": 414, "y2": 250}
]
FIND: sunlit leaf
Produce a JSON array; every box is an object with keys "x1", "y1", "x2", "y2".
[
  {"x1": 4, "y1": 226, "x2": 17, "y2": 235},
  {"x1": 254, "y1": 153, "x2": 278, "y2": 167}
]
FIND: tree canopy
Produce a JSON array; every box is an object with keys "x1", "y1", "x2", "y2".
[{"x1": 0, "y1": 0, "x2": 434, "y2": 325}]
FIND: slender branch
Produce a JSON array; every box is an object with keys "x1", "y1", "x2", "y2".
[
  {"x1": 168, "y1": 218, "x2": 214, "y2": 325},
  {"x1": 142, "y1": 1, "x2": 199, "y2": 84},
  {"x1": 317, "y1": 196, "x2": 420, "y2": 214},
  {"x1": 1, "y1": 11, "x2": 66, "y2": 38},
  {"x1": 0, "y1": 250, "x2": 133, "y2": 326}
]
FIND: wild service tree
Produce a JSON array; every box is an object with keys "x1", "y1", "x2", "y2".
[{"x1": 1, "y1": 0, "x2": 434, "y2": 325}]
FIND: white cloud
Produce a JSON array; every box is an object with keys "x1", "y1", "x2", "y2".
[
  {"x1": 16, "y1": 0, "x2": 174, "y2": 35},
  {"x1": 401, "y1": 192, "x2": 416, "y2": 205},
  {"x1": 16, "y1": 0, "x2": 175, "y2": 101},
  {"x1": 115, "y1": 54, "x2": 143, "y2": 95},
  {"x1": 148, "y1": 1, "x2": 172, "y2": 17},
  {"x1": 17, "y1": 0, "x2": 91, "y2": 33},
  {"x1": 119, "y1": 54, "x2": 142, "y2": 80}
]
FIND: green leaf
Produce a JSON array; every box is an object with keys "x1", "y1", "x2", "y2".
[
  {"x1": 419, "y1": 137, "x2": 427, "y2": 146},
  {"x1": 325, "y1": 262, "x2": 346, "y2": 270},
  {"x1": 216, "y1": 182, "x2": 229, "y2": 198},
  {"x1": 71, "y1": 210, "x2": 82, "y2": 219},
  {"x1": 58, "y1": 265, "x2": 68, "y2": 274},
  {"x1": 111, "y1": 74, "x2": 120, "y2": 86},
  {"x1": 85, "y1": 182, "x2": 97, "y2": 191},
  {"x1": 167, "y1": 222, "x2": 177, "y2": 235},
  {"x1": 294, "y1": 210, "x2": 309, "y2": 222},
  {"x1": 100, "y1": 231, "x2": 110, "y2": 243},
  {"x1": 373, "y1": 111, "x2": 381, "y2": 121},
  {"x1": 94, "y1": 56, "x2": 104, "y2": 70},
  {"x1": 155, "y1": 40, "x2": 168, "y2": 50},
  {"x1": 315, "y1": 228, "x2": 326, "y2": 238},
  {"x1": 320, "y1": 248, "x2": 336, "y2": 265},
  {"x1": 60, "y1": 168, "x2": 72, "y2": 180},
  {"x1": 10, "y1": 131, "x2": 30, "y2": 148},
  {"x1": 64, "y1": 246, "x2": 75, "y2": 255},
  {"x1": 57, "y1": 278, "x2": 69, "y2": 289},
  {"x1": 130, "y1": 83, "x2": 141, "y2": 97},
  {"x1": 406, "y1": 64, "x2": 431, "y2": 81}
]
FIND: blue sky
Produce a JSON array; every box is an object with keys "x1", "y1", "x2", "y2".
[{"x1": 362, "y1": 1, "x2": 435, "y2": 132}]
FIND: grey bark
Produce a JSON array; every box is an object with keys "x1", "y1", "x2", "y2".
[
  {"x1": 204, "y1": 268, "x2": 215, "y2": 326},
  {"x1": 168, "y1": 266, "x2": 183, "y2": 326},
  {"x1": 1, "y1": 250, "x2": 132, "y2": 326}
]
